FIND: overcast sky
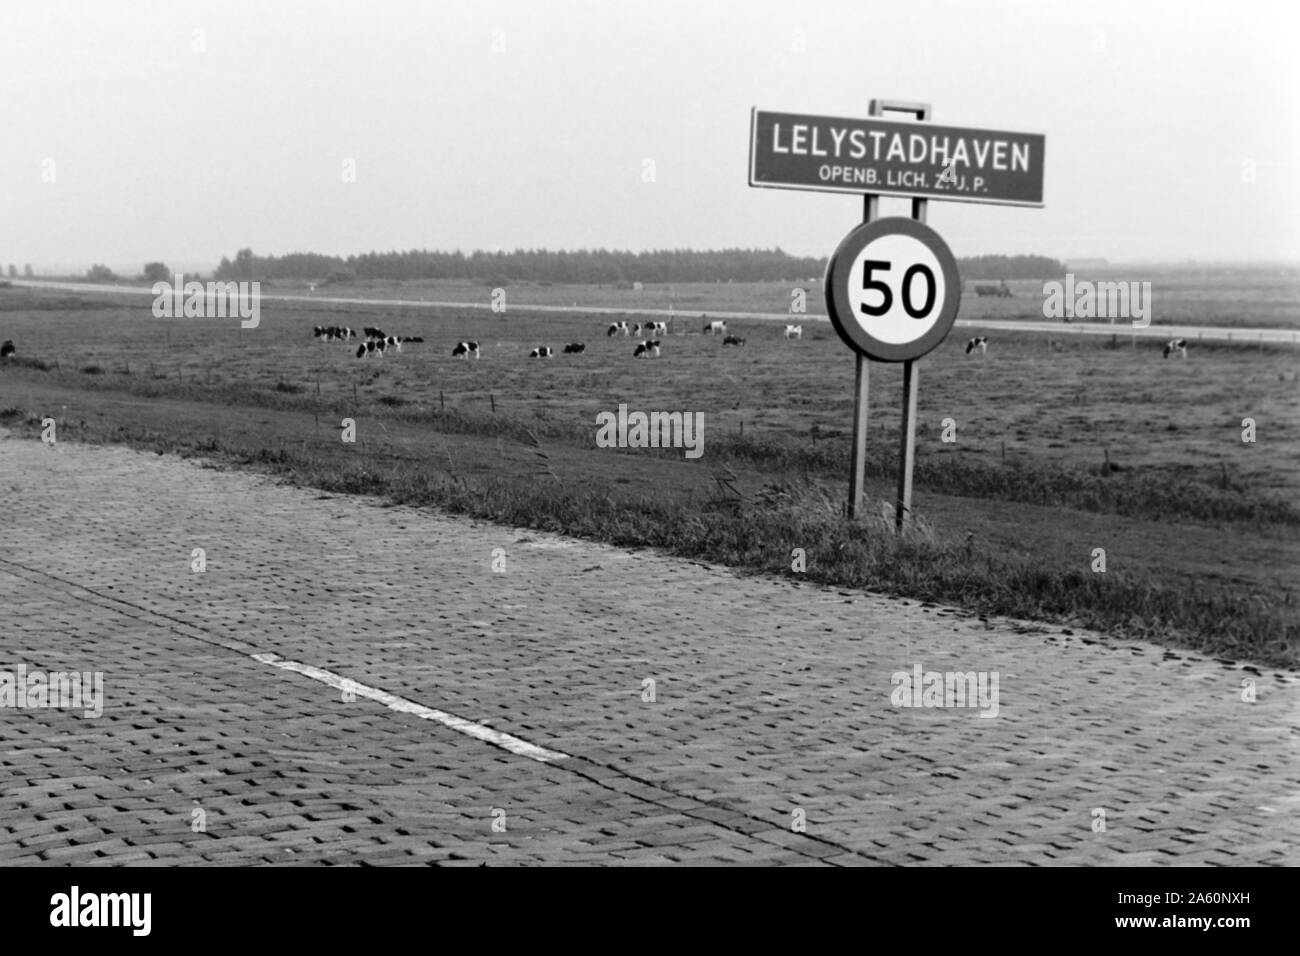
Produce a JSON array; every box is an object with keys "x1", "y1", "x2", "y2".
[{"x1": 2, "y1": 0, "x2": 1297, "y2": 273}]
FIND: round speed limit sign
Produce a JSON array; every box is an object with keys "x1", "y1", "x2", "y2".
[{"x1": 824, "y1": 217, "x2": 961, "y2": 362}]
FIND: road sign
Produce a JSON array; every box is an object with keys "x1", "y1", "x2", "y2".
[
  {"x1": 750, "y1": 108, "x2": 1045, "y2": 207},
  {"x1": 748, "y1": 97, "x2": 1044, "y2": 530},
  {"x1": 824, "y1": 217, "x2": 961, "y2": 362}
]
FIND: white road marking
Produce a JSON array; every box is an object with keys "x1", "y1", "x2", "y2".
[{"x1": 251, "y1": 652, "x2": 569, "y2": 763}]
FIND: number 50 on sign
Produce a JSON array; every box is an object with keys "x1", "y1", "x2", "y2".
[{"x1": 824, "y1": 217, "x2": 961, "y2": 363}]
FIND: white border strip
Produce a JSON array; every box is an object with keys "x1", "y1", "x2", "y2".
[{"x1": 252, "y1": 652, "x2": 569, "y2": 763}]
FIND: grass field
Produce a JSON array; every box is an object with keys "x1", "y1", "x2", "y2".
[{"x1": 2, "y1": 274, "x2": 1298, "y2": 666}]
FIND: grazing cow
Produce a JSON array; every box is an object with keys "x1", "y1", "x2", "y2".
[
  {"x1": 704, "y1": 319, "x2": 727, "y2": 334},
  {"x1": 451, "y1": 341, "x2": 480, "y2": 359},
  {"x1": 974, "y1": 282, "x2": 1013, "y2": 297},
  {"x1": 0, "y1": 340, "x2": 14, "y2": 359},
  {"x1": 364, "y1": 327, "x2": 385, "y2": 340},
  {"x1": 1163, "y1": 338, "x2": 1188, "y2": 359},
  {"x1": 563, "y1": 343, "x2": 586, "y2": 354},
  {"x1": 784, "y1": 324, "x2": 802, "y2": 340},
  {"x1": 314, "y1": 325, "x2": 354, "y2": 341},
  {"x1": 529, "y1": 346, "x2": 554, "y2": 358},
  {"x1": 607, "y1": 321, "x2": 632, "y2": 337},
  {"x1": 645, "y1": 321, "x2": 668, "y2": 336},
  {"x1": 722, "y1": 335, "x2": 746, "y2": 347},
  {"x1": 633, "y1": 339, "x2": 661, "y2": 358},
  {"x1": 965, "y1": 336, "x2": 988, "y2": 354}
]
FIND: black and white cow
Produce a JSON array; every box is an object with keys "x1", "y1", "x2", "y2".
[
  {"x1": 607, "y1": 321, "x2": 632, "y2": 337},
  {"x1": 1163, "y1": 338, "x2": 1188, "y2": 359},
  {"x1": 363, "y1": 327, "x2": 386, "y2": 340},
  {"x1": 633, "y1": 339, "x2": 661, "y2": 358},
  {"x1": 722, "y1": 334, "x2": 746, "y2": 347},
  {"x1": 965, "y1": 336, "x2": 988, "y2": 354},
  {"x1": 451, "y1": 341, "x2": 480, "y2": 359},
  {"x1": 0, "y1": 339, "x2": 14, "y2": 359},
  {"x1": 645, "y1": 321, "x2": 668, "y2": 336},
  {"x1": 704, "y1": 319, "x2": 727, "y2": 334},
  {"x1": 563, "y1": 343, "x2": 586, "y2": 354},
  {"x1": 529, "y1": 346, "x2": 554, "y2": 358},
  {"x1": 314, "y1": 325, "x2": 355, "y2": 341},
  {"x1": 784, "y1": 324, "x2": 802, "y2": 340}
]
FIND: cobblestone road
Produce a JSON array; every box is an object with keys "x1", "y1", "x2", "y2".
[{"x1": 1, "y1": 432, "x2": 1296, "y2": 865}]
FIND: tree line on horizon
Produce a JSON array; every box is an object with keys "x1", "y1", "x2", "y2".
[{"x1": 203, "y1": 247, "x2": 1065, "y2": 285}]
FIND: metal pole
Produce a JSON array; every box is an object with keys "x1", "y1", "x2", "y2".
[
  {"x1": 898, "y1": 187, "x2": 928, "y2": 531},
  {"x1": 848, "y1": 191, "x2": 880, "y2": 520},
  {"x1": 896, "y1": 358, "x2": 918, "y2": 532},
  {"x1": 848, "y1": 353, "x2": 870, "y2": 518},
  {"x1": 884, "y1": 101, "x2": 930, "y2": 532}
]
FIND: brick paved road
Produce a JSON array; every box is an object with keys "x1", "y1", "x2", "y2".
[{"x1": 1, "y1": 432, "x2": 1296, "y2": 865}]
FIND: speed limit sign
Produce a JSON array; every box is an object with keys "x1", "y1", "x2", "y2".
[{"x1": 824, "y1": 217, "x2": 961, "y2": 362}]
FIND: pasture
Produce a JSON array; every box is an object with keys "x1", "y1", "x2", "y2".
[
  {"x1": 1, "y1": 277, "x2": 1298, "y2": 666},
  {"x1": 4, "y1": 284, "x2": 1297, "y2": 496}
]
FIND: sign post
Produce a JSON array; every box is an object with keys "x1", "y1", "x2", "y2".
[
  {"x1": 868, "y1": 100, "x2": 931, "y2": 527},
  {"x1": 825, "y1": 200, "x2": 961, "y2": 528},
  {"x1": 895, "y1": 101, "x2": 926, "y2": 531},
  {"x1": 750, "y1": 99, "x2": 1044, "y2": 531}
]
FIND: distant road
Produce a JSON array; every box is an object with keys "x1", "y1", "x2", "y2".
[
  {"x1": 11, "y1": 279, "x2": 1299, "y2": 344},
  {"x1": 952, "y1": 319, "x2": 1300, "y2": 344}
]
